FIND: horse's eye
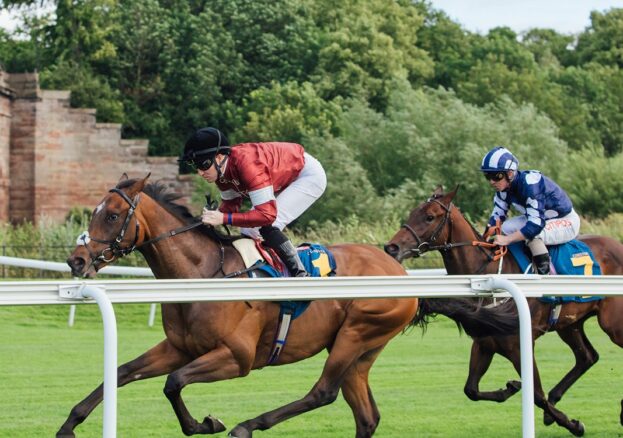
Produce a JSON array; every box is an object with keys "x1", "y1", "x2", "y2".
[
  {"x1": 426, "y1": 215, "x2": 434, "y2": 222},
  {"x1": 107, "y1": 213, "x2": 119, "y2": 222}
]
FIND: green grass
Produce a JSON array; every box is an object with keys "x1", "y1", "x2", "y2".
[{"x1": 1, "y1": 304, "x2": 623, "y2": 437}]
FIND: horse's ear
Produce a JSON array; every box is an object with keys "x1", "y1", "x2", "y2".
[
  {"x1": 118, "y1": 173, "x2": 129, "y2": 183},
  {"x1": 446, "y1": 184, "x2": 460, "y2": 202},
  {"x1": 433, "y1": 185, "x2": 444, "y2": 197},
  {"x1": 133, "y1": 173, "x2": 151, "y2": 193}
]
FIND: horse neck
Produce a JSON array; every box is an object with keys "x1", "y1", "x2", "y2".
[
  {"x1": 439, "y1": 209, "x2": 517, "y2": 275},
  {"x1": 134, "y1": 196, "x2": 236, "y2": 279}
]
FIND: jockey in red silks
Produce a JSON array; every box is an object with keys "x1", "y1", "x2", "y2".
[{"x1": 180, "y1": 127, "x2": 327, "y2": 277}]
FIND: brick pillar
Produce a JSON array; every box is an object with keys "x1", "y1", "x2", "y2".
[
  {"x1": 0, "y1": 71, "x2": 13, "y2": 222},
  {"x1": 7, "y1": 73, "x2": 39, "y2": 224}
]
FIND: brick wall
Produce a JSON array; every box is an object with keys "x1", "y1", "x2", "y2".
[{"x1": 1, "y1": 72, "x2": 192, "y2": 224}]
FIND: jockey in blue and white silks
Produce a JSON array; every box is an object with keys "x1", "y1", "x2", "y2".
[{"x1": 481, "y1": 146, "x2": 580, "y2": 274}]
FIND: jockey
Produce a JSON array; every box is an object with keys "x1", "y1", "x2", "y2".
[
  {"x1": 481, "y1": 146, "x2": 580, "y2": 275},
  {"x1": 180, "y1": 127, "x2": 327, "y2": 277}
]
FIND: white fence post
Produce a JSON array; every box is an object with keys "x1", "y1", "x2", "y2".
[
  {"x1": 60, "y1": 283, "x2": 118, "y2": 438},
  {"x1": 473, "y1": 276, "x2": 535, "y2": 438}
]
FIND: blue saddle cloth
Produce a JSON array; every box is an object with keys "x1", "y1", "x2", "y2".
[
  {"x1": 251, "y1": 243, "x2": 337, "y2": 319},
  {"x1": 507, "y1": 240, "x2": 602, "y2": 304}
]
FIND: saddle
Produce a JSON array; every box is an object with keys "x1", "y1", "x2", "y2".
[{"x1": 231, "y1": 238, "x2": 337, "y2": 364}]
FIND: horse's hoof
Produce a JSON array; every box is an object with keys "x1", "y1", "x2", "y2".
[
  {"x1": 56, "y1": 429, "x2": 76, "y2": 438},
  {"x1": 571, "y1": 420, "x2": 585, "y2": 437},
  {"x1": 506, "y1": 380, "x2": 521, "y2": 393},
  {"x1": 543, "y1": 412, "x2": 554, "y2": 426},
  {"x1": 229, "y1": 425, "x2": 252, "y2": 438},
  {"x1": 197, "y1": 415, "x2": 226, "y2": 434}
]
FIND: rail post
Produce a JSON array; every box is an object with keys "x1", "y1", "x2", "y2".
[{"x1": 472, "y1": 276, "x2": 535, "y2": 438}]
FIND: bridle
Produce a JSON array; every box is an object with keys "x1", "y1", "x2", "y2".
[
  {"x1": 400, "y1": 197, "x2": 458, "y2": 257},
  {"x1": 77, "y1": 188, "x2": 211, "y2": 271},
  {"x1": 400, "y1": 197, "x2": 506, "y2": 274},
  {"x1": 79, "y1": 188, "x2": 142, "y2": 263}
]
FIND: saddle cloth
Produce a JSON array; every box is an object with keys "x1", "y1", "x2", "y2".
[{"x1": 507, "y1": 239, "x2": 603, "y2": 304}]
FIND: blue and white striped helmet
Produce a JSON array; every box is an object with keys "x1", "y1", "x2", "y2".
[{"x1": 480, "y1": 146, "x2": 519, "y2": 172}]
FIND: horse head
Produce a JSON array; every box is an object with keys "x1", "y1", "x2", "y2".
[
  {"x1": 384, "y1": 185, "x2": 458, "y2": 262},
  {"x1": 67, "y1": 173, "x2": 150, "y2": 277}
]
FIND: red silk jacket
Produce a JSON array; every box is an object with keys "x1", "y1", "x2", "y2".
[{"x1": 216, "y1": 142, "x2": 305, "y2": 227}]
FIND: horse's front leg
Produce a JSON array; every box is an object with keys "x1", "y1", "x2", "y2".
[
  {"x1": 163, "y1": 345, "x2": 249, "y2": 436},
  {"x1": 464, "y1": 338, "x2": 521, "y2": 402},
  {"x1": 56, "y1": 339, "x2": 190, "y2": 438}
]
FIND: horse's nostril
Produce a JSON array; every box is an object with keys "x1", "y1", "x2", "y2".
[
  {"x1": 67, "y1": 256, "x2": 85, "y2": 271},
  {"x1": 384, "y1": 244, "x2": 398, "y2": 257}
]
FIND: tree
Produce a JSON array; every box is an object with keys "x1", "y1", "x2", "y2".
[
  {"x1": 311, "y1": 0, "x2": 433, "y2": 110},
  {"x1": 576, "y1": 8, "x2": 623, "y2": 68}
]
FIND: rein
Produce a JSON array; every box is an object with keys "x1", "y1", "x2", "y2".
[
  {"x1": 77, "y1": 187, "x2": 234, "y2": 278},
  {"x1": 401, "y1": 197, "x2": 507, "y2": 274}
]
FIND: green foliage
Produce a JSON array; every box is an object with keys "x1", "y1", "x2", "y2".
[
  {"x1": 64, "y1": 206, "x2": 92, "y2": 225},
  {"x1": 237, "y1": 81, "x2": 343, "y2": 143},
  {"x1": 0, "y1": 28, "x2": 39, "y2": 71},
  {"x1": 559, "y1": 148, "x2": 623, "y2": 218},
  {"x1": 311, "y1": 0, "x2": 433, "y2": 109},
  {"x1": 337, "y1": 82, "x2": 567, "y2": 221},
  {"x1": 40, "y1": 61, "x2": 125, "y2": 122},
  {"x1": 297, "y1": 135, "x2": 383, "y2": 226},
  {"x1": 576, "y1": 8, "x2": 623, "y2": 67}
]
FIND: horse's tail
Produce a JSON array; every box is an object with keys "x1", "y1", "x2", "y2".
[{"x1": 414, "y1": 298, "x2": 518, "y2": 337}]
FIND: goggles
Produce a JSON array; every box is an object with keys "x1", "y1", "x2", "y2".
[
  {"x1": 188, "y1": 157, "x2": 215, "y2": 171},
  {"x1": 483, "y1": 171, "x2": 506, "y2": 182}
]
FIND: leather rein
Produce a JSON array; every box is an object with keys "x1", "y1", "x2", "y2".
[
  {"x1": 78, "y1": 188, "x2": 228, "y2": 277},
  {"x1": 400, "y1": 197, "x2": 507, "y2": 274}
]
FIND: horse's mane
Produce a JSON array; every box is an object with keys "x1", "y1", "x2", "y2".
[{"x1": 117, "y1": 179, "x2": 241, "y2": 244}]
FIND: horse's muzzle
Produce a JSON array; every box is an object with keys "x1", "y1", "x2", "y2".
[
  {"x1": 67, "y1": 255, "x2": 86, "y2": 277},
  {"x1": 384, "y1": 243, "x2": 403, "y2": 262}
]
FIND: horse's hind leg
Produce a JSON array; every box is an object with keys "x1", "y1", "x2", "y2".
[
  {"x1": 340, "y1": 349, "x2": 384, "y2": 438},
  {"x1": 596, "y1": 298, "x2": 623, "y2": 425},
  {"x1": 505, "y1": 347, "x2": 585, "y2": 436},
  {"x1": 544, "y1": 323, "x2": 598, "y2": 425},
  {"x1": 56, "y1": 339, "x2": 190, "y2": 438},
  {"x1": 464, "y1": 339, "x2": 521, "y2": 402}
]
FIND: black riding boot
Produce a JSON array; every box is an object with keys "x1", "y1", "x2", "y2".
[
  {"x1": 260, "y1": 226, "x2": 309, "y2": 277},
  {"x1": 533, "y1": 253, "x2": 551, "y2": 275}
]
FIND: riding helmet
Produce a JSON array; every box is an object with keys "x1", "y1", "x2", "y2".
[
  {"x1": 180, "y1": 127, "x2": 230, "y2": 163},
  {"x1": 480, "y1": 146, "x2": 519, "y2": 172}
]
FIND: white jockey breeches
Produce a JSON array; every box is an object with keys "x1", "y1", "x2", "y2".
[
  {"x1": 241, "y1": 152, "x2": 327, "y2": 239},
  {"x1": 501, "y1": 209, "x2": 580, "y2": 245}
]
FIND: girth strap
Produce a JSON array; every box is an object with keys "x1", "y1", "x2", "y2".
[{"x1": 268, "y1": 310, "x2": 293, "y2": 365}]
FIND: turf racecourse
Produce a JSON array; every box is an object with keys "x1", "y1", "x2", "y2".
[{"x1": 1, "y1": 303, "x2": 623, "y2": 437}]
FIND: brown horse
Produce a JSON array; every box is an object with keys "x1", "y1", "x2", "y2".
[
  {"x1": 57, "y1": 175, "x2": 516, "y2": 438},
  {"x1": 384, "y1": 186, "x2": 623, "y2": 437}
]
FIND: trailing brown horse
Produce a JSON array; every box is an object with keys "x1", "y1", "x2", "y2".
[
  {"x1": 384, "y1": 186, "x2": 623, "y2": 436},
  {"x1": 57, "y1": 175, "x2": 516, "y2": 438}
]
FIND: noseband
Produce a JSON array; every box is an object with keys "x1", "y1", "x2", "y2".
[{"x1": 401, "y1": 197, "x2": 453, "y2": 257}]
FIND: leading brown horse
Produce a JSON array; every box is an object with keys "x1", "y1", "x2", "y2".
[
  {"x1": 57, "y1": 175, "x2": 516, "y2": 438},
  {"x1": 384, "y1": 186, "x2": 623, "y2": 437}
]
